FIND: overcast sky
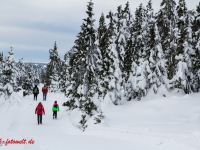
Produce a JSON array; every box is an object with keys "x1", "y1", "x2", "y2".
[{"x1": 0, "y1": 0, "x2": 199, "y2": 62}]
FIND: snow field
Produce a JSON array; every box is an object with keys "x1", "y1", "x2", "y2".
[{"x1": 0, "y1": 90, "x2": 200, "y2": 149}]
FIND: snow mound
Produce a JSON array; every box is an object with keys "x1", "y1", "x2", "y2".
[{"x1": 69, "y1": 108, "x2": 83, "y2": 128}]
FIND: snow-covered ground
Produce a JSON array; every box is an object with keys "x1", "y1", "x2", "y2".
[{"x1": 1, "y1": 86, "x2": 200, "y2": 150}]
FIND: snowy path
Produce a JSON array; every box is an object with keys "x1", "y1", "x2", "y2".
[
  {"x1": 1, "y1": 92, "x2": 200, "y2": 149},
  {"x1": 0, "y1": 93, "x2": 155, "y2": 150}
]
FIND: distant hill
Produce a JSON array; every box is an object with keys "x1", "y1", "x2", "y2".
[{"x1": 24, "y1": 62, "x2": 48, "y2": 70}]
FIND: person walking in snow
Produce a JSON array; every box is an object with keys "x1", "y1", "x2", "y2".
[
  {"x1": 52, "y1": 101, "x2": 59, "y2": 119},
  {"x1": 33, "y1": 85, "x2": 39, "y2": 100},
  {"x1": 42, "y1": 84, "x2": 48, "y2": 101},
  {"x1": 35, "y1": 102, "x2": 45, "y2": 125}
]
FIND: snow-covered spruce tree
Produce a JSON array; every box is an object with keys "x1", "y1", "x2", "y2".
[
  {"x1": 33, "y1": 67, "x2": 41, "y2": 85},
  {"x1": 63, "y1": 47, "x2": 78, "y2": 109},
  {"x1": 124, "y1": 4, "x2": 148, "y2": 101},
  {"x1": 123, "y1": 2, "x2": 134, "y2": 78},
  {"x1": 192, "y1": 3, "x2": 200, "y2": 92},
  {"x1": 64, "y1": 1, "x2": 99, "y2": 130},
  {"x1": 155, "y1": 0, "x2": 177, "y2": 80},
  {"x1": 124, "y1": 33, "x2": 134, "y2": 83},
  {"x1": 46, "y1": 41, "x2": 61, "y2": 92},
  {"x1": 2, "y1": 48, "x2": 19, "y2": 99},
  {"x1": 170, "y1": 0, "x2": 194, "y2": 94},
  {"x1": 122, "y1": 2, "x2": 133, "y2": 36},
  {"x1": 113, "y1": 4, "x2": 124, "y2": 70},
  {"x1": 114, "y1": 3, "x2": 131, "y2": 71},
  {"x1": 103, "y1": 10, "x2": 122, "y2": 105},
  {"x1": 169, "y1": 0, "x2": 187, "y2": 91},
  {"x1": 122, "y1": 2, "x2": 134, "y2": 90},
  {"x1": 144, "y1": 0, "x2": 166, "y2": 94},
  {"x1": 124, "y1": 35, "x2": 135, "y2": 101},
  {"x1": 40, "y1": 69, "x2": 46, "y2": 84},
  {"x1": 97, "y1": 12, "x2": 122, "y2": 105},
  {"x1": 58, "y1": 59, "x2": 68, "y2": 93},
  {"x1": 45, "y1": 63, "x2": 53, "y2": 86},
  {"x1": 112, "y1": 3, "x2": 133, "y2": 89},
  {"x1": 96, "y1": 13, "x2": 111, "y2": 99},
  {"x1": 22, "y1": 63, "x2": 35, "y2": 96},
  {"x1": 62, "y1": 48, "x2": 75, "y2": 95},
  {"x1": 16, "y1": 58, "x2": 26, "y2": 89}
]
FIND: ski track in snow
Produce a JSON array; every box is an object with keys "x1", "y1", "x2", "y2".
[{"x1": 0, "y1": 92, "x2": 200, "y2": 150}]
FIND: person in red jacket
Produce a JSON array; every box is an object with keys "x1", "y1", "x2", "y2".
[
  {"x1": 42, "y1": 84, "x2": 48, "y2": 101},
  {"x1": 35, "y1": 102, "x2": 45, "y2": 125}
]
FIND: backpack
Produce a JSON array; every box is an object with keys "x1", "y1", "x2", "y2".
[{"x1": 34, "y1": 88, "x2": 38, "y2": 94}]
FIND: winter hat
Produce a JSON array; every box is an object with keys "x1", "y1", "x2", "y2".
[{"x1": 54, "y1": 101, "x2": 57, "y2": 106}]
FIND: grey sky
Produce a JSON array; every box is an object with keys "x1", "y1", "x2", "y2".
[{"x1": 0, "y1": 0, "x2": 199, "y2": 62}]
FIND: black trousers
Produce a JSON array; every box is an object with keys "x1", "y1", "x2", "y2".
[
  {"x1": 37, "y1": 114, "x2": 42, "y2": 124},
  {"x1": 53, "y1": 111, "x2": 57, "y2": 119},
  {"x1": 34, "y1": 94, "x2": 38, "y2": 100}
]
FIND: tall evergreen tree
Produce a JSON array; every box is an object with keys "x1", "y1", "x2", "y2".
[
  {"x1": 171, "y1": 0, "x2": 194, "y2": 93},
  {"x1": 64, "y1": 1, "x2": 99, "y2": 130},
  {"x1": 192, "y1": 2, "x2": 200, "y2": 92},
  {"x1": 46, "y1": 41, "x2": 61, "y2": 92},
  {"x1": 40, "y1": 69, "x2": 46, "y2": 84},
  {"x1": 114, "y1": 3, "x2": 133, "y2": 87},
  {"x1": 2, "y1": 48, "x2": 18, "y2": 99},
  {"x1": 16, "y1": 58, "x2": 26, "y2": 89},
  {"x1": 114, "y1": 3, "x2": 132, "y2": 62},
  {"x1": 125, "y1": 4, "x2": 148, "y2": 100},
  {"x1": 144, "y1": 0, "x2": 166, "y2": 94},
  {"x1": 33, "y1": 67, "x2": 41, "y2": 85},
  {"x1": 105, "y1": 10, "x2": 123, "y2": 104},
  {"x1": 156, "y1": 0, "x2": 177, "y2": 80},
  {"x1": 59, "y1": 59, "x2": 68, "y2": 93},
  {"x1": 114, "y1": 5, "x2": 125, "y2": 71},
  {"x1": 22, "y1": 64, "x2": 35, "y2": 96},
  {"x1": 96, "y1": 13, "x2": 111, "y2": 99},
  {"x1": 63, "y1": 48, "x2": 75, "y2": 95}
]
